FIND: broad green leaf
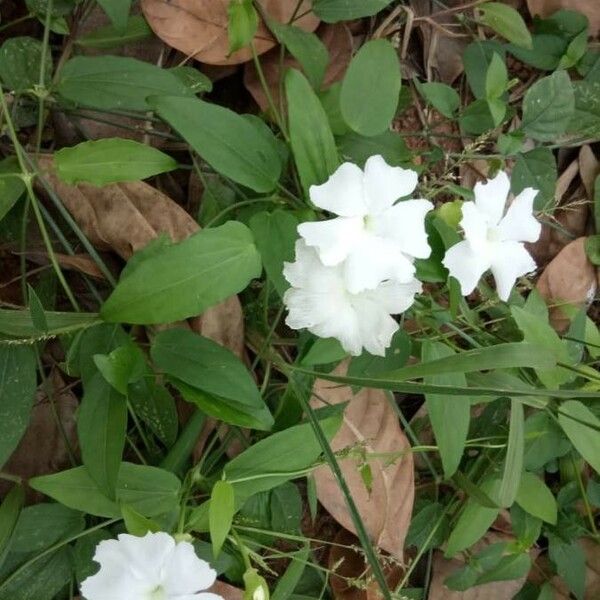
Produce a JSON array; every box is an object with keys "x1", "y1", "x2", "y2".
[
  {"x1": 269, "y1": 21, "x2": 328, "y2": 89},
  {"x1": 0, "y1": 485, "x2": 24, "y2": 567},
  {"x1": 101, "y1": 222, "x2": 261, "y2": 324},
  {"x1": 475, "y1": 552, "x2": 531, "y2": 586},
  {"x1": 515, "y1": 471, "x2": 557, "y2": 524},
  {"x1": 548, "y1": 536, "x2": 585, "y2": 600},
  {"x1": 339, "y1": 130, "x2": 411, "y2": 167},
  {"x1": 0, "y1": 156, "x2": 25, "y2": 222},
  {"x1": 151, "y1": 328, "x2": 273, "y2": 431},
  {"x1": 0, "y1": 37, "x2": 52, "y2": 92},
  {"x1": 558, "y1": 400, "x2": 600, "y2": 474},
  {"x1": 423, "y1": 342, "x2": 469, "y2": 479},
  {"x1": 522, "y1": 71, "x2": 575, "y2": 141},
  {"x1": 463, "y1": 40, "x2": 505, "y2": 99},
  {"x1": 507, "y1": 35, "x2": 567, "y2": 71},
  {"x1": 224, "y1": 411, "x2": 343, "y2": 506},
  {"x1": 479, "y1": 2, "x2": 533, "y2": 49},
  {"x1": 160, "y1": 410, "x2": 205, "y2": 474},
  {"x1": 568, "y1": 80, "x2": 600, "y2": 139},
  {"x1": 96, "y1": 0, "x2": 131, "y2": 30},
  {"x1": 0, "y1": 309, "x2": 99, "y2": 338},
  {"x1": 76, "y1": 15, "x2": 151, "y2": 49},
  {"x1": 209, "y1": 481, "x2": 235, "y2": 557},
  {"x1": 228, "y1": 0, "x2": 258, "y2": 54},
  {"x1": 93, "y1": 343, "x2": 146, "y2": 395},
  {"x1": 151, "y1": 95, "x2": 281, "y2": 193},
  {"x1": 121, "y1": 504, "x2": 160, "y2": 536},
  {"x1": 524, "y1": 412, "x2": 570, "y2": 471},
  {"x1": 249, "y1": 210, "x2": 298, "y2": 298},
  {"x1": 54, "y1": 139, "x2": 177, "y2": 185},
  {"x1": 445, "y1": 477, "x2": 502, "y2": 557},
  {"x1": 27, "y1": 284, "x2": 47, "y2": 332},
  {"x1": 270, "y1": 482, "x2": 302, "y2": 532},
  {"x1": 511, "y1": 147, "x2": 557, "y2": 211},
  {"x1": 171, "y1": 66, "x2": 213, "y2": 94},
  {"x1": 313, "y1": 0, "x2": 394, "y2": 22},
  {"x1": 406, "y1": 502, "x2": 449, "y2": 552},
  {"x1": 348, "y1": 329, "x2": 411, "y2": 380},
  {"x1": 0, "y1": 346, "x2": 36, "y2": 468},
  {"x1": 78, "y1": 374, "x2": 127, "y2": 498},
  {"x1": 485, "y1": 52, "x2": 508, "y2": 100},
  {"x1": 30, "y1": 463, "x2": 181, "y2": 518},
  {"x1": 498, "y1": 399, "x2": 524, "y2": 507},
  {"x1": 301, "y1": 337, "x2": 347, "y2": 367},
  {"x1": 286, "y1": 68, "x2": 339, "y2": 194},
  {"x1": 460, "y1": 98, "x2": 496, "y2": 134},
  {"x1": 417, "y1": 81, "x2": 460, "y2": 118},
  {"x1": 56, "y1": 56, "x2": 193, "y2": 111},
  {"x1": 511, "y1": 504, "x2": 542, "y2": 549},
  {"x1": 340, "y1": 39, "x2": 401, "y2": 136}
]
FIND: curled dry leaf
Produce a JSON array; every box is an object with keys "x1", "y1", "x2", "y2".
[
  {"x1": 141, "y1": 0, "x2": 319, "y2": 66},
  {"x1": 208, "y1": 581, "x2": 244, "y2": 600},
  {"x1": 244, "y1": 23, "x2": 353, "y2": 112},
  {"x1": 34, "y1": 155, "x2": 244, "y2": 356},
  {"x1": 311, "y1": 362, "x2": 415, "y2": 562},
  {"x1": 536, "y1": 237, "x2": 597, "y2": 332},
  {"x1": 328, "y1": 530, "x2": 403, "y2": 600},
  {"x1": 526, "y1": 0, "x2": 600, "y2": 36},
  {"x1": 21, "y1": 251, "x2": 105, "y2": 279},
  {"x1": 1, "y1": 371, "x2": 78, "y2": 503}
]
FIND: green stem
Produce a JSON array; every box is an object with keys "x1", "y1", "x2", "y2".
[{"x1": 35, "y1": 0, "x2": 53, "y2": 153}]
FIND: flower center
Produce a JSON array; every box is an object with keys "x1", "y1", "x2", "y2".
[
  {"x1": 486, "y1": 227, "x2": 501, "y2": 243},
  {"x1": 362, "y1": 214, "x2": 376, "y2": 231},
  {"x1": 148, "y1": 586, "x2": 167, "y2": 600}
]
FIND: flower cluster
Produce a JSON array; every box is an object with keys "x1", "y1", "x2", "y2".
[
  {"x1": 80, "y1": 531, "x2": 223, "y2": 600},
  {"x1": 283, "y1": 157, "x2": 541, "y2": 357}
]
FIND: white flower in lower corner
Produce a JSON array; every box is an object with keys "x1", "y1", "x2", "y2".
[
  {"x1": 283, "y1": 240, "x2": 421, "y2": 356},
  {"x1": 80, "y1": 531, "x2": 223, "y2": 600},
  {"x1": 298, "y1": 155, "x2": 433, "y2": 293},
  {"x1": 442, "y1": 171, "x2": 541, "y2": 302}
]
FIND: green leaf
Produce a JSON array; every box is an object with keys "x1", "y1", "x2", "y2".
[
  {"x1": 76, "y1": 15, "x2": 151, "y2": 49},
  {"x1": 0, "y1": 485, "x2": 24, "y2": 567},
  {"x1": 479, "y1": 2, "x2": 533, "y2": 49},
  {"x1": 209, "y1": 481, "x2": 235, "y2": 557},
  {"x1": 269, "y1": 21, "x2": 328, "y2": 89},
  {"x1": 558, "y1": 400, "x2": 600, "y2": 475},
  {"x1": 249, "y1": 210, "x2": 298, "y2": 298},
  {"x1": 170, "y1": 66, "x2": 213, "y2": 94},
  {"x1": 476, "y1": 552, "x2": 531, "y2": 586},
  {"x1": 511, "y1": 504, "x2": 541, "y2": 549},
  {"x1": 0, "y1": 156, "x2": 25, "y2": 223},
  {"x1": 423, "y1": 342, "x2": 470, "y2": 479},
  {"x1": 511, "y1": 147, "x2": 557, "y2": 211},
  {"x1": 56, "y1": 56, "x2": 193, "y2": 111},
  {"x1": 0, "y1": 346, "x2": 36, "y2": 468},
  {"x1": 271, "y1": 544, "x2": 309, "y2": 600},
  {"x1": 0, "y1": 37, "x2": 52, "y2": 92},
  {"x1": 485, "y1": 52, "x2": 508, "y2": 100},
  {"x1": 524, "y1": 412, "x2": 570, "y2": 471},
  {"x1": 463, "y1": 40, "x2": 505, "y2": 99},
  {"x1": 340, "y1": 39, "x2": 401, "y2": 136},
  {"x1": 548, "y1": 536, "x2": 586, "y2": 600},
  {"x1": 406, "y1": 502, "x2": 449, "y2": 552},
  {"x1": 460, "y1": 98, "x2": 496, "y2": 134},
  {"x1": 568, "y1": 80, "x2": 600, "y2": 139},
  {"x1": 224, "y1": 411, "x2": 343, "y2": 506},
  {"x1": 228, "y1": 0, "x2": 258, "y2": 55},
  {"x1": 121, "y1": 504, "x2": 160, "y2": 536},
  {"x1": 101, "y1": 222, "x2": 261, "y2": 324},
  {"x1": 96, "y1": 0, "x2": 131, "y2": 30},
  {"x1": 77, "y1": 374, "x2": 127, "y2": 498},
  {"x1": 93, "y1": 344, "x2": 146, "y2": 396},
  {"x1": 339, "y1": 130, "x2": 411, "y2": 167},
  {"x1": 508, "y1": 34, "x2": 567, "y2": 71},
  {"x1": 515, "y1": 471, "x2": 557, "y2": 524},
  {"x1": 151, "y1": 95, "x2": 281, "y2": 193},
  {"x1": 301, "y1": 337, "x2": 347, "y2": 367},
  {"x1": 445, "y1": 477, "x2": 502, "y2": 557},
  {"x1": 522, "y1": 70, "x2": 575, "y2": 141},
  {"x1": 0, "y1": 309, "x2": 99, "y2": 339},
  {"x1": 498, "y1": 399, "x2": 524, "y2": 507},
  {"x1": 417, "y1": 81, "x2": 460, "y2": 118},
  {"x1": 54, "y1": 138, "x2": 177, "y2": 185},
  {"x1": 30, "y1": 463, "x2": 181, "y2": 518},
  {"x1": 27, "y1": 284, "x2": 47, "y2": 332},
  {"x1": 286, "y1": 68, "x2": 339, "y2": 194},
  {"x1": 151, "y1": 328, "x2": 273, "y2": 431},
  {"x1": 312, "y1": 0, "x2": 394, "y2": 22}
]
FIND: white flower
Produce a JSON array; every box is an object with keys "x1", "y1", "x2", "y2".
[
  {"x1": 297, "y1": 155, "x2": 433, "y2": 293},
  {"x1": 80, "y1": 531, "x2": 223, "y2": 600},
  {"x1": 442, "y1": 171, "x2": 541, "y2": 302},
  {"x1": 283, "y1": 240, "x2": 421, "y2": 356}
]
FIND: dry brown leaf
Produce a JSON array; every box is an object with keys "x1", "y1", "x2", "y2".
[
  {"x1": 328, "y1": 530, "x2": 403, "y2": 600},
  {"x1": 579, "y1": 145, "x2": 600, "y2": 200},
  {"x1": 527, "y1": 0, "x2": 600, "y2": 36},
  {"x1": 244, "y1": 23, "x2": 353, "y2": 112},
  {"x1": 34, "y1": 155, "x2": 245, "y2": 355},
  {"x1": 141, "y1": 0, "x2": 318, "y2": 66},
  {"x1": 209, "y1": 580, "x2": 244, "y2": 600},
  {"x1": 311, "y1": 363, "x2": 414, "y2": 562},
  {"x1": 1, "y1": 371, "x2": 78, "y2": 503},
  {"x1": 536, "y1": 237, "x2": 597, "y2": 332},
  {"x1": 21, "y1": 251, "x2": 105, "y2": 279}
]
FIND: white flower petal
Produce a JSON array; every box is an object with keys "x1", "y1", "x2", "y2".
[
  {"x1": 490, "y1": 241, "x2": 537, "y2": 301},
  {"x1": 357, "y1": 307, "x2": 399, "y2": 356},
  {"x1": 297, "y1": 216, "x2": 364, "y2": 266},
  {"x1": 497, "y1": 187, "x2": 541, "y2": 243},
  {"x1": 308, "y1": 162, "x2": 367, "y2": 217},
  {"x1": 473, "y1": 171, "x2": 510, "y2": 225},
  {"x1": 343, "y1": 235, "x2": 416, "y2": 293},
  {"x1": 460, "y1": 202, "x2": 490, "y2": 253},
  {"x1": 365, "y1": 278, "x2": 422, "y2": 315},
  {"x1": 442, "y1": 240, "x2": 491, "y2": 296},
  {"x1": 177, "y1": 595, "x2": 226, "y2": 600},
  {"x1": 363, "y1": 155, "x2": 419, "y2": 214},
  {"x1": 373, "y1": 199, "x2": 434, "y2": 259},
  {"x1": 163, "y1": 542, "x2": 216, "y2": 594}
]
